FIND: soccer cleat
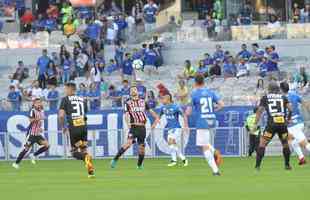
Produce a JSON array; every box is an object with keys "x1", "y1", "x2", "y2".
[
  {"x1": 255, "y1": 166, "x2": 261, "y2": 172},
  {"x1": 88, "y1": 171, "x2": 95, "y2": 179},
  {"x1": 214, "y1": 150, "x2": 223, "y2": 166},
  {"x1": 298, "y1": 157, "x2": 307, "y2": 165},
  {"x1": 182, "y1": 159, "x2": 189, "y2": 167},
  {"x1": 285, "y1": 165, "x2": 292, "y2": 170},
  {"x1": 84, "y1": 154, "x2": 95, "y2": 175},
  {"x1": 167, "y1": 161, "x2": 177, "y2": 167},
  {"x1": 137, "y1": 165, "x2": 144, "y2": 170},
  {"x1": 213, "y1": 172, "x2": 221, "y2": 176},
  {"x1": 12, "y1": 163, "x2": 20, "y2": 169},
  {"x1": 110, "y1": 159, "x2": 118, "y2": 169},
  {"x1": 30, "y1": 154, "x2": 36, "y2": 165}
]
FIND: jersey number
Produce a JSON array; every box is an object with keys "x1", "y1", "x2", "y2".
[
  {"x1": 268, "y1": 99, "x2": 284, "y2": 114},
  {"x1": 72, "y1": 101, "x2": 85, "y2": 117},
  {"x1": 200, "y1": 97, "x2": 213, "y2": 114}
]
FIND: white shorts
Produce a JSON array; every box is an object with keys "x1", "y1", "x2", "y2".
[
  {"x1": 288, "y1": 123, "x2": 306, "y2": 143},
  {"x1": 167, "y1": 128, "x2": 182, "y2": 141},
  {"x1": 196, "y1": 129, "x2": 211, "y2": 146}
]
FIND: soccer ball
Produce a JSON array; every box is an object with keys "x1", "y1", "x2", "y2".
[{"x1": 132, "y1": 59, "x2": 144, "y2": 70}]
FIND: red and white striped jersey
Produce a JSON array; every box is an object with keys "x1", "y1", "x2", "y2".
[
  {"x1": 125, "y1": 98, "x2": 149, "y2": 125},
  {"x1": 27, "y1": 108, "x2": 45, "y2": 136}
]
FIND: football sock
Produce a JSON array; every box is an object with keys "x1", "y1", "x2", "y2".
[
  {"x1": 114, "y1": 147, "x2": 126, "y2": 161},
  {"x1": 291, "y1": 139, "x2": 304, "y2": 159},
  {"x1": 169, "y1": 145, "x2": 177, "y2": 162},
  {"x1": 204, "y1": 150, "x2": 219, "y2": 173},
  {"x1": 34, "y1": 146, "x2": 49, "y2": 157},
  {"x1": 305, "y1": 143, "x2": 310, "y2": 152},
  {"x1": 175, "y1": 145, "x2": 186, "y2": 161},
  {"x1": 255, "y1": 146, "x2": 265, "y2": 168},
  {"x1": 283, "y1": 147, "x2": 291, "y2": 166},
  {"x1": 16, "y1": 148, "x2": 29, "y2": 164},
  {"x1": 137, "y1": 153, "x2": 145, "y2": 167}
]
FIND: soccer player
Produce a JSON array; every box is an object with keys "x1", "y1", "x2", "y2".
[
  {"x1": 280, "y1": 81, "x2": 310, "y2": 165},
  {"x1": 12, "y1": 98, "x2": 49, "y2": 169},
  {"x1": 254, "y1": 82, "x2": 293, "y2": 170},
  {"x1": 152, "y1": 94, "x2": 189, "y2": 167},
  {"x1": 58, "y1": 83, "x2": 95, "y2": 178},
  {"x1": 186, "y1": 74, "x2": 224, "y2": 176},
  {"x1": 111, "y1": 86, "x2": 159, "y2": 169}
]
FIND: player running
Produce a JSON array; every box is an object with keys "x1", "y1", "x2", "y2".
[
  {"x1": 152, "y1": 94, "x2": 189, "y2": 167},
  {"x1": 254, "y1": 82, "x2": 293, "y2": 170},
  {"x1": 111, "y1": 86, "x2": 159, "y2": 169},
  {"x1": 12, "y1": 98, "x2": 49, "y2": 169},
  {"x1": 186, "y1": 74, "x2": 224, "y2": 176},
  {"x1": 58, "y1": 83, "x2": 95, "y2": 178},
  {"x1": 280, "y1": 81, "x2": 310, "y2": 165}
]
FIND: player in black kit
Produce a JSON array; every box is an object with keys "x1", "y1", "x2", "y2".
[
  {"x1": 58, "y1": 83, "x2": 95, "y2": 178},
  {"x1": 254, "y1": 82, "x2": 293, "y2": 171}
]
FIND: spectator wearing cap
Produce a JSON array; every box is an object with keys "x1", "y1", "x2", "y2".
[
  {"x1": 237, "y1": 44, "x2": 252, "y2": 60},
  {"x1": 143, "y1": 0, "x2": 158, "y2": 32},
  {"x1": 7, "y1": 85, "x2": 22, "y2": 111},
  {"x1": 266, "y1": 45, "x2": 279, "y2": 73},
  {"x1": 36, "y1": 49, "x2": 50, "y2": 89},
  {"x1": 46, "y1": 83, "x2": 59, "y2": 111},
  {"x1": 236, "y1": 58, "x2": 250, "y2": 78}
]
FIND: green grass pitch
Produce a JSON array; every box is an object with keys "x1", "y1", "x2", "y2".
[{"x1": 0, "y1": 157, "x2": 309, "y2": 200}]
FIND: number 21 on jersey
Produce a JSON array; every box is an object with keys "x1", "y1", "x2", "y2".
[{"x1": 200, "y1": 97, "x2": 213, "y2": 114}]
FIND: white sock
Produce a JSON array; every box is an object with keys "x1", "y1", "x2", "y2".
[
  {"x1": 305, "y1": 143, "x2": 310, "y2": 152},
  {"x1": 175, "y1": 145, "x2": 186, "y2": 161},
  {"x1": 292, "y1": 139, "x2": 304, "y2": 159},
  {"x1": 204, "y1": 149, "x2": 219, "y2": 173},
  {"x1": 169, "y1": 145, "x2": 177, "y2": 162}
]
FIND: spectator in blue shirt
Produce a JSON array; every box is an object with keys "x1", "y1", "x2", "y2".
[
  {"x1": 15, "y1": 0, "x2": 26, "y2": 18},
  {"x1": 77, "y1": 83, "x2": 88, "y2": 98},
  {"x1": 7, "y1": 85, "x2": 21, "y2": 111},
  {"x1": 239, "y1": 2, "x2": 252, "y2": 25},
  {"x1": 108, "y1": 85, "x2": 122, "y2": 108},
  {"x1": 143, "y1": 0, "x2": 158, "y2": 32},
  {"x1": 120, "y1": 79, "x2": 130, "y2": 102},
  {"x1": 88, "y1": 83, "x2": 101, "y2": 110},
  {"x1": 266, "y1": 45, "x2": 279, "y2": 72},
  {"x1": 105, "y1": 59, "x2": 118, "y2": 74},
  {"x1": 136, "y1": 79, "x2": 147, "y2": 99},
  {"x1": 85, "y1": 20, "x2": 102, "y2": 41},
  {"x1": 203, "y1": 53, "x2": 214, "y2": 67},
  {"x1": 47, "y1": 83, "x2": 59, "y2": 111},
  {"x1": 258, "y1": 56, "x2": 268, "y2": 78},
  {"x1": 36, "y1": 49, "x2": 50, "y2": 89},
  {"x1": 114, "y1": 41, "x2": 125, "y2": 68},
  {"x1": 122, "y1": 53, "x2": 134, "y2": 81},
  {"x1": 32, "y1": 14, "x2": 45, "y2": 32},
  {"x1": 115, "y1": 14, "x2": 128, "y2": 42},
  {"x1": 237, "y1": 44, "x2": 252, "y2": 60},
  {"x1": 144, "y1": 44, "x2": 158, "y2": 76},
  {"x1": 45, "y1": 61, "x2": 58, "y2": 86},
  {"x1": 62, "y1": 52, "x2": 73, "y2": 83},
  {"x1": 146, "y1": 90, "x2": 157, "y2": 109},
  {"x1": 250, "y1": 43, "x2": 265, "y2": 64},
  {"x1": 223, "y1": 56, "x2": 237, "y2": 78},
  {"x1": 43, "y1": 16, "x2": 57, "y2": 33},
  {"x1": 213, "y1": 44, "x2": 224, "y2": 62}
]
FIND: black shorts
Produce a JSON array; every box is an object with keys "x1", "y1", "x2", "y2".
[
  {"x1": 25, "y1": 135, "x2": 46, "y2": 147},
  {"x1": 128, "y1": 125, "x2": 146, "y2": 145},
  {"x1": 69, "y1": 126, "x2": 88, "y2": 148},
  {"x1": 263, "y1": 124, "x2": 289, "y2": 142}
]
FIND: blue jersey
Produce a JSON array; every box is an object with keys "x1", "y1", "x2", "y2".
[
  {"x1": 191, "y1": 88, "x2": 220, "y2": 129},
  {"x1": 287, "y1": 91, "x2": 304, "y2": 126},
  {"x1": 159, "y1": 104, "x2": 183, "y2": 129}
]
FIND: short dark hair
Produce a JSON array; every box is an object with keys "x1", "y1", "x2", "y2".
[
  {"x1": 65, "y1": 82, "x2": 77, "y2": 91},
  {"x1": 195, "y1": 74, "x2": 205, "y2": 85},
  {"x1": 280, "y1": 81, "x2": 290, "y2": 93},
  {"x1": 123, "y1": 79, "x2": 129, "y2": 84},
  {"x1": 268, "y1": 82, "x2": 280, "y2": 93},
  {"x1": 252, "y1": 43, "x2": 259, "y2": 48}
]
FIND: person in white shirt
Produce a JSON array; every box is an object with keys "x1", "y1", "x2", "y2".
[{"x1": 90, "y1": 62, "x2": 102, "y2": 85}]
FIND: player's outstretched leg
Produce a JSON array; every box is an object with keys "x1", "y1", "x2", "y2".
[
  {"x1": 13, "y1": 146, "x2": 30, "y2": 169},
  {"x1": 30, "y1": 141, "x2": 49, "y2": 164},
  {"x1": 291, "y1": 138, "x2": 306, "y2": 165},
  {"x1": 111, "y1": 140, "x2": 132, "y2": 168},
  {"x1": 137, "y1": 144, "x2": 145, "y2": 169},
  {"x1": 71, "y1": 144, "x2": 95, "y2": 178},
  {"x1": 203, "y1": 145, "x2": 220, "y2": 176}
]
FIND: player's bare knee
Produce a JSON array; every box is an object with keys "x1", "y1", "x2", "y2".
[{"x1": 138, "y1": 144, "x2": 145, "y2": 154}]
